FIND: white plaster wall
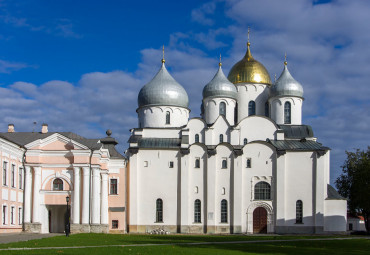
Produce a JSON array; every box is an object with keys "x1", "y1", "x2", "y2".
[
  {"x1": 324, "y1": 200, "x2": 347, "y2": 232},
  {"x1": 187, "y1": 145, "x2": 206, "y2": 226},
  {"x1": 236, "y1": 83, "x2": 269, "y2": 122},
  {"x1": 214, "y1": 145, "x2": 233, "y2": 226},
  {"x1": 142, "y1": 129, "x2": 181, "y2": 138},
  {"x1": 241, "y1": 143, "x2": 275, "y2": 233},
  {"x1": 186, "y1": 119, "x2": 207, "y2": 144},
  {"x1": 138, "y1": 106, "x2": 189, "y2": 128},
  {"x1": 203, "y1": 98, "x2": 236, "y2": 125},
  {"x1": 269, "y1": 97, "x2": 303, "y2": 125},
  {"x1": 237, "y1": 116, "x2": 277, "y2": 144},
  {"x1": 205, "y1": 117, "x2": 231, "y2": 145},
  {"x1": 285, "y1": 152, "x2": 314, "y2": 226},
  {"x1": 136, "y1": 149, "x2": 179, "y2": 226}
]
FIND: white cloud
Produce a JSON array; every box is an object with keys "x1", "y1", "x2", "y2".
[
  {"x1": 191, "y1": 2, "x2": 217, "y2": 26},
  {"x1": 0, "y1": 59, "x2": 30, "y2": 73}
]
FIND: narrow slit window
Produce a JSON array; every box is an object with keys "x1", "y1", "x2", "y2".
[
  {"x1": 195, "y1": 158, "x2": 200, "y2": 168},
  {"x1": 221, "y1": 200, "x2": 228, "y2": 223},
  {"x1": 166, "y1": 111, "x2": 170, "y2": 124},
  {"x1": 246, "y1": 158, "x2": 252, "y2": 168},
  {"x1": 219, "y1": 102, "x2": 226, "y2": 117},
  {"x1": 219, "y1": 134, "x2": 224, "y2": 143},
  {"x1": 248, "y1": 101, "x2": 256, "y2": 116},
  {"x1": 194, "y1": 199, "x2": 201, "y2": 223},
  {"x1": 222, "y1": 158, "x2": 227, "y2": 169},
  {"x1": 296, "y1": 200, "x2": 303, "y2": 224},
  {"x1": 156, "y1": 199, "x2": 163, "y2": 222},
  {"x1": 284, "y1": 102, "x2": 291, "y2": 124},
  {"x1": 195, "y1": 134, "x2": 199, "y2": 143}
]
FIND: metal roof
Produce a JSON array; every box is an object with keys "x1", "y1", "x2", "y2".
[
  {"x1": 203, "y1": 65, "x2": 237, "y2": 100},
  {"x1": 327, "y1": 184, "x2": 346, "y2": 200},
  {"x1": 270, "y1": 64, "x2": 304, "y2": 98},
  {"x1": 278, "y1": 125, "x2": 314, "y2": 139},
  {"x1": 269, "y1": 140, "x2": 327, "y2": 151},
  {"x1": 137, "y1": 138, "x2": 181, "y2": 149},
  {"x1": 137, "y1": 63, "x2": 189, "y2": 108}
]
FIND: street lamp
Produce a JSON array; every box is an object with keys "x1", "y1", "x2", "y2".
[{"x1": 65, "y1": 196, "x2": 70, "y2": 237}]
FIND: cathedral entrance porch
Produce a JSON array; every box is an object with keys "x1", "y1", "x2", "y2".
[
  {"x1": 246, "y1": 202, "x2": 274, "y2": 234},
  {"x1": 253, "y1": 207, "x2": 267, "y2": 233}
]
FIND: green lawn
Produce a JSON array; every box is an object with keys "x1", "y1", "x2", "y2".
[{"x1": 0, "y1": 234, "x2": 369, "y2": 255}]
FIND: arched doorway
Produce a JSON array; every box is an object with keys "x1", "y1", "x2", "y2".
[{"x1": 253, "y1": 207, "x2": 267, "y2": 234}]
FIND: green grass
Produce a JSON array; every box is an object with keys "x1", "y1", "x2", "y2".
[{"x1": 0, "y1": 234, "x2": 369, "y2": 255}]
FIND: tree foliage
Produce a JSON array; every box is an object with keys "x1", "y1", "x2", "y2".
[{"x1": 335, "y1": 147, "x2": 370, "y2": 233}]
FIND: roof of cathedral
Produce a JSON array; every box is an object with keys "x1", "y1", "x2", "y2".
[
  {"x1": 269, "y1": 139, "x2": 328, "y2": 151},
  {"x1": 278, "y1": 125, "x2": 314, "y2": 139},
  {"x1": 327, "y1": 184, "x2": 346, "y2": 200},
  {"x1": 227, "y1": 41, "x2": 271, "y2": 85},
  {"x1": 203, "y1": 62, "x2": 237, "y2": 100},
  {"x1": 0, "y1": 131, "x2": 125, "y2": 159},
  {"x1": 137, "y1": 61, "x2": 189, "y2": 109},
  {"x1": 270, "y1": 61, "x2": 304, "y2": 98}
]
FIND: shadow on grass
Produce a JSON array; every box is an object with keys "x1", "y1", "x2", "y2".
[{"x1": 2, "y1": 239, "x2": 370, "y2": 255}]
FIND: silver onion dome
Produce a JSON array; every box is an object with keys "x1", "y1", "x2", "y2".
[
  {"x1": 270, "y1": 62, "x2": 304, "y2": 98},
  {"x1": 138, "y1": 62, "x2": 189, "y2": 108},
  {"x1": 203, "y1": 64, "x2": 237, "y2": 100}
]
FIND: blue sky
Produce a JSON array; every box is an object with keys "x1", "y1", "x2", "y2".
[{"x1": 0, "y1": 0, "x2": 369, "y2": 185}]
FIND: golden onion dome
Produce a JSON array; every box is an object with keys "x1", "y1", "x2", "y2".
[{"x1": 228, "y1": 42, "x2": 271, "y2": 85}]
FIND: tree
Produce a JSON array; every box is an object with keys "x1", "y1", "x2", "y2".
[{"x1": 335, "y1": 147, "x2": 370, "y2": 233}]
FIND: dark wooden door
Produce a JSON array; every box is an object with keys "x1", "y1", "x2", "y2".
[{"x1": 253, "y1": 207, "x2": 267, "y2": 234}]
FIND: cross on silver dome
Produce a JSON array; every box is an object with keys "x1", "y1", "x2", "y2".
[
  {"x1": 270, "y1": 58, "x2": 304, "y2": 98},
  {"x1": 137, "y1": 58, "x2": 189, "y2": 109}
]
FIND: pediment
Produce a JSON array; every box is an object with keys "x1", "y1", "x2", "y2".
[{"x1": 25, "y1": 133, "x2": 89, "y2": 150}]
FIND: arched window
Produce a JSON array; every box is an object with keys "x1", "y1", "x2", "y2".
[
  {"x1": 296, "y1": 200, "x2": 303, "y2": 223},
  {"x1": 166, "y1": 111, "x2": 170, "y2": 125},
  {"x1": 53, "y1": 178, "x2": 63, "y2": 191},
  {"x1": 195, "y1": 158, "x2": 200, "y2": 168},
  {"x1": 265, "y1": 102, "x2": 269, "y2": 117},
  {"x1": 284, "y1": 102, "x2": 291, "y2": 124},
  {"x1": 246, "y1": 158, "x2": 252, "y2": 168},
  {"x1": 222, "y1": 159, "x2": 227, "y2": 169},
  {"x1": 195, "y1": 134, "x2": 199, "y2": 143},
  {"x1": 254, "y1": 181, "x2": 271, "y2": 200},
  {"x1": 248, "y1": 101, "x2": 256, "y2": 116},
  {"x1": 219, "y1": 134, "x2": 224, "y2": 143},
  {"x1": 156, "y1": 199, "x2": 163, "y2": 222},
  {"x1": 194, "y1": 199, "x2": 201, "y2": 223},
  {"x1": 219, "y1": 102, "x2": 226, "y2": 117},
  {"x1": 243, "y1": 138, "x2": 248, "y2": 145},
  {"x1": 221, "y1": 199, "x2": 228, "y2": 223}
]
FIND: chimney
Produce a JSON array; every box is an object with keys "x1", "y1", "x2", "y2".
[
  {"x1": 41, "y1": 123, "x2": 48, "y2": 134},
  {"x1": 8, "y1": 124, "x2": 15, "y2": 133}
]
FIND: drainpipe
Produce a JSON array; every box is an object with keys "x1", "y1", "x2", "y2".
[
  {"x1": 21, "y1": 146, "x2": 27, "y2": 230},
  {"x1": 89, "y1": 150, "x2": 93, "y2": 225}
]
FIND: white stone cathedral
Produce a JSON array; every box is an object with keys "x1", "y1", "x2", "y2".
[{"x1": 127, "y1": 41, "x2": 347, "y2": 234}]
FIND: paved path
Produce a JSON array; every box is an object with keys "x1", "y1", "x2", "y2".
[
  {"x1": 0, "y1": 233, "x2": 61, "y2": 244},
  {"x1": 0, "y1": 236, "x2": 369, "y2": 251}
]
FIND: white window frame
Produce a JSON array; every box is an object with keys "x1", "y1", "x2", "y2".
[
  {"x1": 2, "y1": 204, "x2": 7, "y2": 225},
  {"x1": 109, "y1": 177, "x2": 119, "y2": 195},
  {"x1": 3, "y1": 161, "x2": 8, "y2": 186},
  {"x1": 18, "y1": 207, "x2": 23, "y2": 225},
  {"x1": 10, "y1": 206, "x2": 15, "y2": 225},
  {"x1": 11, "y1": 164, "x2": 16, "y2": 188},
  {"x1": 19, "y1": 167, "x2": 23, "y2": 190}
]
